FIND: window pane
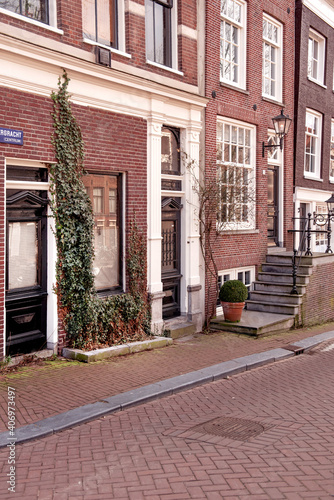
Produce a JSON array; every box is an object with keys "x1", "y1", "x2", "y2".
[
  {"x1": 8, "y1": 222, "x2": 38, "y2": 290},
  {"x1": 83, "y1": 0, "x2": 96, "y2": 40},
  {"x1": 83, "y1": 174, "x2": 120, "y2": 290},
  {"x1": 97, "y1": 0, "x2": 111, "y2": 45},
  {"x1": 0, "y1": 0, "x2": 47, "y2": 22}
]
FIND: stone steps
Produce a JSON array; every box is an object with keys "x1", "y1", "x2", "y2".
[
  {"x1": 164, "y1": 319, "x2": 197, "y2": 339},
  {"x1": 245, "y1": 251, "x2": 310, "y2": 317}
]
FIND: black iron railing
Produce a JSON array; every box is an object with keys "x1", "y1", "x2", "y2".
[{"x1": 289, "y1": 212, "x2": 333, "y2": 294}]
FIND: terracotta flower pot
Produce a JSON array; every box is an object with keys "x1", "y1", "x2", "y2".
[{"x1": 220, "y1": 301, "x2": 245, "y2": 322}]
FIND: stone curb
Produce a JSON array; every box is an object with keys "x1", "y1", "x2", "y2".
[
  {"x1": 62, "y1": 337, "x2": 173, "y2": 362},
  {"x1": 1, "y1": 331, "x2": 334, "y2": 448}
]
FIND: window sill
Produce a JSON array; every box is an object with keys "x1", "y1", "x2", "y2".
[
  {"x1": 303, "y1": 174, "x2": 323, "y2": 182},
  {"x1": 0, "y1": 8, "x2": 63, "y2": 34},
  {"x1": 330, "y1": 178, "x2": 334, "y2": 183},
  {"x1": 262, "y1": 95, "x2": 284, "y2": 106},
  {"x1": 146, "y1": 60, "x2": 184, "y2": 76},
  {"x1": 97, "y1": 288, "x2": 124, "y2": 298},
  {"x1": 83, "y1": 38, "x2": 131, "y2": 58},
  {"x1": 218, "y1": 228, "x2": 259, "y2": 235},
  {"x1": 220, "y1": 81, "x2": 249, "y2": 95},
  {"x1": 307, "y1": 76, "x2": 326, "y2": 89}
]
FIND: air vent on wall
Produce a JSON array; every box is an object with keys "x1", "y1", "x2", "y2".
[{"x1": 97, "y1": 47, "x2": 111, "y2": 67}]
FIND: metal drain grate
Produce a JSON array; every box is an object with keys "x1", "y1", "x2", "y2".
[{"x1": 191, "y1": 416, "x2": 266, "y2": 441}]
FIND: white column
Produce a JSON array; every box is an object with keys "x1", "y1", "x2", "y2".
[
  {"x1": 184, "y1": 127, "x2": 201, "y2": 288},
  {"x1": 147, "y1": 117, "x2": 163, "y2": 294}
]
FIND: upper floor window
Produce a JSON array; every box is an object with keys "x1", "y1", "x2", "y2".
[
  {"x1": 304, "y1": 109, "x2": 322, "y2": 179},
  {"x1": 308, "y1": 29, "x2": 326, "y2": 86},
  {"x1": 0, "y1": 0, "x2": 48, "y2": 23},
  {"x1": 262, "y1": 14, "x2": 282, "y2": 101},
  {"x1": 83, "y1": 0, "x2": 118, "y2": 48},
  {"x1": 220, "y1": 0, "x2": 246, "y2": 89},
  {"x1": 146, "y1": 0, "x2": 174, "y2": 69},
  {"x1": 330, "y1": 120, "x2": 334, "y2": 181},
  {"x1": 217, "y1": 118, "x2": 256, "y2": 230}
]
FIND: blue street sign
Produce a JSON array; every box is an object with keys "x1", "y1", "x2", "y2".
[{"x1": 0, "y1": 128, "x2": 23, "y2": 145}]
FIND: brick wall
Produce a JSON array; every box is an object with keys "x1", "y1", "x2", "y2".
[
  {"x1": 204, "y1": 0, "x2": 295, "y2": 317},
  {"x1": 299, "y1": 258, "x2": 334, "y2": 326},
  {"x1": 0, "y1": 0, "x2": 198, "y2": 87},
  {"x1": 294, "y1": 2, "x2": 334, "y2": 192},
  {"x1": 0, "y1": 87, "x2": 147, "y2": 358}
]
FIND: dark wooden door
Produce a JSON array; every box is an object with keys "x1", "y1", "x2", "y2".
[
  {"x1": 267, "y1": 166, "x2": 278, "y2": 246},
  {"x1": 161, "y1": 198, "x2": 181, "y2": 319},
  {"x1": 6, "y1": 190, "x2": 48, "y2": 355}
]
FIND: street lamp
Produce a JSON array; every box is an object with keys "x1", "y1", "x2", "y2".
[{"x1": 262, "y1": 109, "x2": 292, "y2": 157}]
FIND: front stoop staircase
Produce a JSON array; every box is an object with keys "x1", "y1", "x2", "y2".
[{"x1": 212, "y1": 251, "x2": 312, "y2": 337}]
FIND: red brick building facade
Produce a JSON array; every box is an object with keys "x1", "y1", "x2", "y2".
[
  {"x1": 204, "y1": 0, "x2": 295, "y2": 317},
  {"x1": 0, "y1": 0, "x2": 206, "y2": 358},
  {"x1": 294, "y1": 0, "x2": 334, "y2": 253}
]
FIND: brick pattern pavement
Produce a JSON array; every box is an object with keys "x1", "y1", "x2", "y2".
[
  {"x1": 0, "y1": 324, "x2": 333, "y2": 433},
  {"x1": 0, "y1": 339, "x2": 333, "y2": 499}
]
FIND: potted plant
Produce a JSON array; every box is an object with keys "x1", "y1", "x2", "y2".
[{"x1": 219, "y1": 280, "x2": 248, "y2": 322}]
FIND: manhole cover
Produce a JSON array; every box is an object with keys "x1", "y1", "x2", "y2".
[{"x1": 191, "y1": 416, "x2": 266, "y2": 441}]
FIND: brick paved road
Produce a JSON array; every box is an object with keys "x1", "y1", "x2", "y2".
[
  {"x1": 1, "y1": 323, "x2": 333, "y2": 432},
  {"x1": 1, "y1": 340, "x2": 334, "y2": 499}
]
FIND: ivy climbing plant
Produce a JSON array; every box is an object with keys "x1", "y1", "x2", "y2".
[{"x1": 50, "y1": 71, "x2": 150, "y2": 349}]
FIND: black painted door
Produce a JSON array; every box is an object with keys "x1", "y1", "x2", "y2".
[
  {"x1": 6, "y1": 190, "x2": 48, "y2": 355},
  {"x1": 267, "y1": 166, "x2": 278, "y2": 246},
  {"x1": 161, "y1": 198, "x2": 181, "y2": 319}
]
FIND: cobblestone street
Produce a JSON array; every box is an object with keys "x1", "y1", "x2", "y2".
[{"x1": 1, "y1": 339, "x2": 334, "y2": 499}]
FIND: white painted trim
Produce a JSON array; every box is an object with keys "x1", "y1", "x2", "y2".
[
  {"x1": 177, "y1": 24, "x2": 197, "y2": 40},
  {"x1": 220, "y1": 0, "x2": 247, "y2": 90},
  {"x1": 83, "y1": 38, "x2": 131, "y2": 59},
  {"x1": 6, "y1": 180, "x2": 49, "y2": 190},
  {"x1": 0, "y1": 7, "x2": 63, "y2": 34},
  {"x1": 126, "y1": 0, "x2": 146, "y2": 17},
  {"x1": 303, "y1": 0, "x2": 334, "y2": 29},
  {"x1": 146, "y1": 60, "x2": 184, "y2": 76},
  {"x1": 262, "y1": 13, "x2": 283, "y2": 103},
  {"x1": 308, "y1": 28, "x2": 326, "y2": 86}
]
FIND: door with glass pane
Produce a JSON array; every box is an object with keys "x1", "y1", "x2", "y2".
[
  {"x1": 6, "y1": 190, "x2": 48, "y2": 355},
  {"x1": 161, "y1": 198, "x2": 181, "y2": 319},
  {"x1": 267, "y1": 166, "x2": 278, "y2": 246}
]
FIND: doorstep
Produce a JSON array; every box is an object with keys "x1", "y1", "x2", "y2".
[{"x1": 62, "y1": 336, "x2": 173, "y2": 362}]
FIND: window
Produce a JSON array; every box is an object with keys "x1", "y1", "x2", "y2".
[
  {"x1": 83, "y1": 173, "x2": 121, "y2": 292},
  {"x1": 308, "y1": 29, "x2": 326, "y2": 85},
  {"x1": 0, "y1": 0, "x2": 48, "y2": 23},
  {"x1": 220, "y1": 0, "x2": 246, "y2": 88},
  {"x1": 217, "y1": 119, "x2": 256, "y2": 230},
  {"x1": 330, "y1": 120, "x2": 334, "y2": 181},
  {"x1": 315, "y1": 203, "x2": 327, "y2": 250},
  {"x1": 217, "y1": 266, "x2": 254, "y2": 305},
  {"x1": 83, "y1": 0, "x2": 118, "y2": 48},
  {"x1": 304, "y1": 109, "x2": 322, "y2": 179},
  {"x1": 262, "y1": 14, "x2": 282, "y2": 101},
  {"x1": 146, "y1": 0, "x2": 174, "y2": 68}
]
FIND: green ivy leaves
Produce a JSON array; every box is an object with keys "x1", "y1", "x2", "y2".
[{"x1": 50, "y1": 71, "x2": 150, "y2": 349}]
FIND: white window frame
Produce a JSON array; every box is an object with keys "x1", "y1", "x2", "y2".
[
  {"x1": 217, "y1": 117, "x2": 256, "y2": 231},
  {"x1": 217, "y1": 266, "x2": 255, "y2": 309},
  {"x1": 308, "y1": 29, "x2": 326, "y2": 86},
  {"x1": 0, "y1": 0, "x2": 61, "y2": 32},
  {"x1": 262, "y1": 13, "x2": 283, "y2": 102},
  {"x1": 220, "y1": 0, "x2": 246, "y2": 89},
  {"x1": 82, "y1": 0, "x2": 127, "y2": 55},
  {"x1": 304, "y1": 109, "x2": 322, "y2": 180},
  {"x1": 145, "y1": 0, "x2": 178, "y2": 71},
  {"x1": 330, "y1": 120, "x2": 334, "y2": 183}
]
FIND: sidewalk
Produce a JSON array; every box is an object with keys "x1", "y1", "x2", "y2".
[{"x1": 1, "y1": 322, "x2": 334, "y2": 446}]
